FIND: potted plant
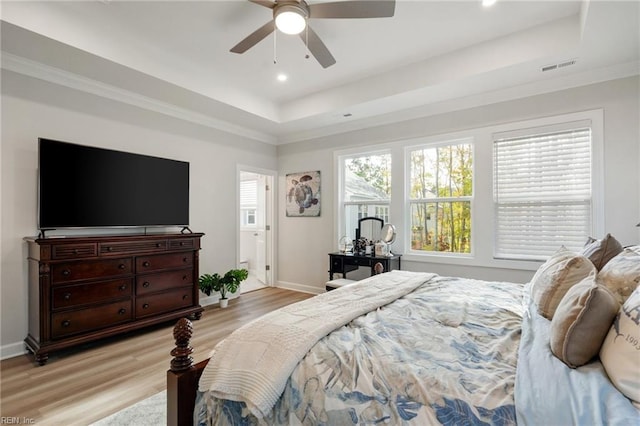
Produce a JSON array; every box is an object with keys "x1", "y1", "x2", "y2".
[{"x1": 198, "y1": 269, "x2": 248, "y2": 308}]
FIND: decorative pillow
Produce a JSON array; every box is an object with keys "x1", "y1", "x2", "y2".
[
  {"x1": 600, "y1": 286, "x2": 640, "y2": 407},
  {"x1": 581, "y1": 233, "x2": 623, "y2": 270},
  {"x1": 530, "y1": 246, "x2": 596, "y2": 320},
  {"x1": 598, "y1": 249, "x2": 640, "y2": 304},
  {"x1": 550, "y1": 274, "x2": 619, "y2": 368}
]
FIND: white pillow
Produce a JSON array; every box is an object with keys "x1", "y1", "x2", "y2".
[
  {"x1": 600, "y1": 286, "x2": 640, "y2": 408},
  {"x1": 598, "y1": 248, "x2": 640, "y2": 304},
  {"x1": 530, "y1": 246, "x2": 596, "y2": 320}
]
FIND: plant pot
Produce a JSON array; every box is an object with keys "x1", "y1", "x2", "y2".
[{"x1": 219, "y1": 298, "x2": 229, "y2": 308}]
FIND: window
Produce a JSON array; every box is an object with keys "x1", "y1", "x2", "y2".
[
  {"x1": 408, "y1": 141, "x2": 473, "y2": 254},
  {"x1": 341, "y1": 153, "x2": 391, "y2": 240},
  {"x1": 493, "y1": 124, "x2": 592, "y2": 260},
  {"x1": 240, "y1": 179, "x2": 257, "y2": 228}
]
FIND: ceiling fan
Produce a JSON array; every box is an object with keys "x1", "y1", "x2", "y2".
[{"x1": 230, "y1": 0, "x2": 396, "y2": 68}]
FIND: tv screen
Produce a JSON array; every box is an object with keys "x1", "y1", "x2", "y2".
[{"x1": 38, "y1": 138, "x2": 189, "y2": 229}]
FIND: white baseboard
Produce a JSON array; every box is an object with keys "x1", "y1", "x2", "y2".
[
  {"x1": 275, "y1": 280, "x2": 323, "y2": 295},
  {"x1": 1, "y1": 341, "x2": 27, "y2": 361}
]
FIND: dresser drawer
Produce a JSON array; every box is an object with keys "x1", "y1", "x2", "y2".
[
  {"x1": 52, "y1": 278, "x2": 132, "y2": 310},
  {"x1": 168, "y1": 238, "x2": 197, "y2": 250},
  {"x1": 137, "y1": 269, "x2": 193, "y2": 295},
  {"x1": 99, "y1": 239, "x2": 167, "y2": 255},
  {"x1": 51, "y1": 300, "x2": 132, "y2": 339},
  {"x1": 51, "y1": 243, "x2": 97, "y2": 260},
  {"x1": 51, "y1": 258, "x2": 133, "y2": 284},
  {"x1": 136, "y1": 252, "x2": 193, "y2": 272},
  {"x1": 136, "y1": 288, "x2": 193, "y2": 318}
]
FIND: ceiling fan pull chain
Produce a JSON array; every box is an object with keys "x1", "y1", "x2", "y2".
[
  {"x1": 273, "y1": 28, "x2": 277, "y2": 64},
  {"x1": 305, "y1": 25, "x2": 310, "y2": 59}
]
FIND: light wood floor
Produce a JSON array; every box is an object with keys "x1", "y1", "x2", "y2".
[{"x1": 0, "y1": 287, "x2": 312, "y2": 425}]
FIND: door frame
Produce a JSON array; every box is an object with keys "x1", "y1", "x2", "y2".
[{"x1": 237, "y1": 165, "x2": 276, "y2": 286}]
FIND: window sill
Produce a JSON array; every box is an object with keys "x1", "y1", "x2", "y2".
[{"x1": 401, "y1": 252, "x2": 542, "y2": 272}]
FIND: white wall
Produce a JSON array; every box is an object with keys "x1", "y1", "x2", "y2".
[
  {"x1": 276, "y1": 76, "x2": 640, "y2": 292},
  {"x1": 2, "y1": 68, "x2": 639, "y2": 358},
  {"x1": 0, "y1": 70, "x2": 277, "y2": 356}
]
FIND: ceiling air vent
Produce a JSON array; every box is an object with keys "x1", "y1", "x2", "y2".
[{"x1": 542, "y1": 59, "x2": 577, "y2": 72}]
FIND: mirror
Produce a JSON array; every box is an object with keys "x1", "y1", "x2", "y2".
[
  {"x1": 380, "y1": 224, "x2": 396, "y2": 244},
  {"x1": 357, "y1": 217, "x2": 384, "y2": 243}
]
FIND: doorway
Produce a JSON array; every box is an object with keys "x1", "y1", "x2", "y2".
[{"x1": 238, "y1": 167, "x2": 274, "y2": 293}]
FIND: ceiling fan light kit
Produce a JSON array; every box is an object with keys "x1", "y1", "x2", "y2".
[
  {"x1": 231, "y1": 0, "x2": 396, "y2": 68},
  {"x1": 274, "y1": 4, "x2": 308, "y2": 35}
]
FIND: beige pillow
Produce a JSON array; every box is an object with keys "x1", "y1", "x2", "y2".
[
  {"x1": 600, "y1": 286, "x2": 640, "y2": 407},
  {"x1": 598, "y1": 249, "x2": 640, "y2": 304},
  {"x1": 530, "y1": 246, "x2": 596, "y2": 320},
  {"x1": 550, "y1": 274, "x2": 619, "y2": 368},
  {"x1": 581, "y1": 233, "x2": 623, "y2": 270}
]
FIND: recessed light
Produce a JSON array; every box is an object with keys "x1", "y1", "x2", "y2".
[
  {"x1": 277, "y1": 74, "x2": 288, "y2": 82},
  {"x1": 482, "y1": 0, "x2": 497, "y2": 7}
]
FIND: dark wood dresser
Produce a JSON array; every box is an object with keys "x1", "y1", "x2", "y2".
[{"x1": 24, "y1": 233, "x2": 204, "y2": 365}]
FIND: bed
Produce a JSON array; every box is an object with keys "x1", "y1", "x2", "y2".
[{"x1": 167, "y1": 264, "x2": 640, "y2": 425}]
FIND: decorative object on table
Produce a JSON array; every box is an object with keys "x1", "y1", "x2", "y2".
[
  {"x1": 286, "y1": 170, "x2": 321, "y2": 217},
  {"x1": 198, "y1": 269, "x2": 248, "y2": 308},
  {"x1": 338, "y1": 236, "x2": 352, "y2": 253},
  {"x1": 354, "y1": 237, "x2": 371, "y2": 255},
  {"x1": 376, "y1": 223, "x2": 396, "y2": 256}
]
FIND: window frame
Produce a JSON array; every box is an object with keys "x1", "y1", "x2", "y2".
[
  {"x1": 405, "y1": 138, "x2": 475, "y2": 258},
  {"x1": 336, "y1": 148, "x2": 393, "y2": 244},
  {"x1": 333, "y1": 109, "x2": 603, "y2": 271},
  {"x1": 492, "y1": 121, "x2": 595, "y2": 260}
]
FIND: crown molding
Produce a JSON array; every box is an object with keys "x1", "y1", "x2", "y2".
[{"x1": 1, "y1": 52, "x2": 277, "y2": 144}]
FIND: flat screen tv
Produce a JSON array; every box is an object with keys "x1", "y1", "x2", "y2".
[{"x1": 38, "y1": 138, "x2": 189, "y2": 230}]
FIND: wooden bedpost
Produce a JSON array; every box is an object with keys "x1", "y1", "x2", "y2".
[{"x1": 167, "y1": 318, "x2": 209, "y2": 426}]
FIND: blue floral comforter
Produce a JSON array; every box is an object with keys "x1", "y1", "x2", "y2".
[{"x1": 195, "y1": 274, "x2": 524, "y2": 425}]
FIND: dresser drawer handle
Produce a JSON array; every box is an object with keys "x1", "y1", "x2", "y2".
[
  {"x1": 182, "y1": 275, "x2": 187, "y2": 281},
  {"x1": 143, "y1": 261, "x2": 150, "y2": 267},
  {"x1": 179, "y1": 242, "x2": 185, "y2": 246},
  {"x1": 156, "y1": 243, "x2": 162, "y2": 248},
  {"x1": 119, "y1": 284, "x2": 127, "y2": 291},
  {"x1": 143, "y1": 282, "x2": 150, "y2": 288},
  {"x1": 61, "y1": 269, "x2": 71, "y2": 276},
  {"x1": 61, "y1": 320, "x2": 71, "y2": 328},
  {"x1": 182, "y1": 295, "x2": 189, "y2": 300},
  {"x1": 182, "y1": 257, "x2": 188, "y2": 263},
  {"x1": 143, "y1": 303, "x2": 149, "y2": 309},
  {"x1": 63, "y1": 292, "x2": 72, "y2": 300},
  {"x1": 118, "y1": 308, "x2": 126, "y2": 315},
  {"x1": 106, "y1": 246, "x2": 113, "y2": 252},
  {"x1": 118, "y1": 264, "x2": 126, "y2": 270},
  {"x1": 73, "y1": 249, "x2": 79, "y2": 255}
]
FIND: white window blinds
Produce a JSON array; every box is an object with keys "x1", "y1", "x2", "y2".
[
  {"x1": 493, "y1": 124, "x2": 592, "y2": 260},
  {"x1": 240, "y1": 180, "x2": 257, "y2": 207}
]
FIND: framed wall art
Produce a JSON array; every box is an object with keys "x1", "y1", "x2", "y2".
[{"x1": 285, "y1": 170, "x2": 321, "y2": 217}]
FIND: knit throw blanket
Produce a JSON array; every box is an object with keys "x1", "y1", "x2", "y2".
[{"x1": 198, "y1": 270, "x2": 436, "y2": 419}]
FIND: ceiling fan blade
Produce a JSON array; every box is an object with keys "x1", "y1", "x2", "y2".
[
  {"x1": 249, "y1": 0, "x2": 276, "y2": 9},
  {"x1": 230, "y1": 20, "x2": 276, "y2": 54},
  {"x1": 300, "y1": 25, "x2": 336, "y2": 68},
  {"x1": 308, "y1": 0, "x2": 395, "y2": 19}
]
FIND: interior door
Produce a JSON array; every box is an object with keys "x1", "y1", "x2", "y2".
[{"x1": 255, "y1": 174, "x2": 267, "y2": 283}]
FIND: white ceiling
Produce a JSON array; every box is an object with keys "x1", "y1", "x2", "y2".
[{"x1": 1, "y1": 0, "x2": 639, "y2": 144}]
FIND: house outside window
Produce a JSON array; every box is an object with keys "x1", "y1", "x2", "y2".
[
  {"x1": 493, "y1": 123, "x2": 593, "y2": 260},
  {"x1": 341, "y1": 152, "x2": 391, "y2": 240},
  {"x1": 408, "y1": 140, "x2": 473, "y2": 254}
]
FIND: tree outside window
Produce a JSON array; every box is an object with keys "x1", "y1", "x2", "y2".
[{"x1": 409, "y1": 142, "x2": 473, "y2": 254}]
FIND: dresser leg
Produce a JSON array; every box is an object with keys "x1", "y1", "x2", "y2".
[{"x1": 36, "y1": 352, "x2": 49, "y2": 366}]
